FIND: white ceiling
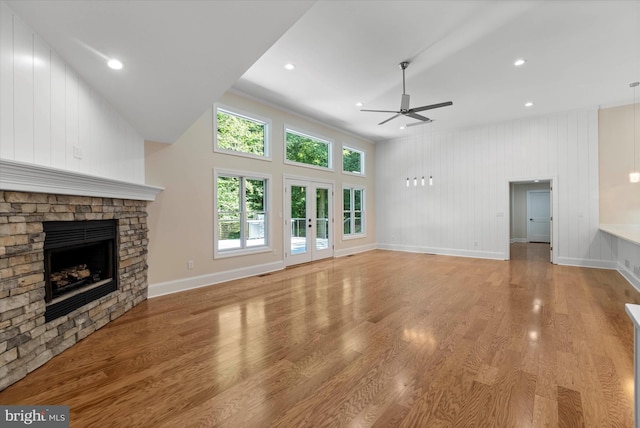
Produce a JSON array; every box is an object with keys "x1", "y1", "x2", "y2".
[{"x1": 7, "y1": 1, "x2": 640, "y2": 144}]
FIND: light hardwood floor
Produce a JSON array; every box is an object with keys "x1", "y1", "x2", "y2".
[{"x1": 1, "y1": 245, "x2": 638, "y2": 427}]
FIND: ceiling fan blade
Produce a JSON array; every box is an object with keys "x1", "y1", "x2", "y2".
[
  {"x1": 378, "y1": 114, "x2": 401, "y2": 125},
  {"x1": 361, "y1": 109, "x2": 401, "y2": 113},
  {"x1": 410, "y1": 101, "x2": 453, "y2": 113},
  {"x1": 406, "y1": 119, "x2": 433, "y2": 127},
  {"x1": 406, "y1": 112, "x2": 430, "y2": 122}
]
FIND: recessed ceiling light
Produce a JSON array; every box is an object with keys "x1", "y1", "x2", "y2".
[
  {"x1": 107, "y1": 58, "x2": 123, "y2": 70},
  {"x1": 525, "y1": 101, "x2": 534, "y2": 107},
  {"x1": 399, "y1": 126, "x2": 405, "y2": 130},
  {"x1": 356, "y1": 102, "x2": 363, "y2": 107},
  {"x1": 514, "y1": 58, "x2": 526, "y2": 67},
  {"x1": 284, "y1": 63, "x2": 295, "y2": 70}
]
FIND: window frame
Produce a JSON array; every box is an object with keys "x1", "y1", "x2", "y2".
[
  {"x1": 214, "y1": 168, "x2": 272, "y2": 258},
  {"x1": 342, "y1": 185, "x2": 366, "y2": 239},
  {"x1": 213, "y1": 103, "x2": 272, "y2": 161},
  {"x1": 342, "y1": 144, "x2": 366, "y2": 176},
  {"x1": 284, "y1": 125, "x2": 334, "y2": 171}
]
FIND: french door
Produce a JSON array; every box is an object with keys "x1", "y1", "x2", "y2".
[{"x1": 285, "y1": 179, "x2": 333, "y2": 266}]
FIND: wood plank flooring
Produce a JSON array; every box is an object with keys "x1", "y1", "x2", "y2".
[{"x1": 1, "y1": 244, "x2": 639, "y2": 427}]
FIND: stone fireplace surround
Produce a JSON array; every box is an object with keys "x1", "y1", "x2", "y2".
[{"x1": 0, "y1": 161, "x2": 161, "y2": 391}]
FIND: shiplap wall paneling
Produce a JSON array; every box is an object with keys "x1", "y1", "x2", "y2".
[
  {"x1": 50, "y1": 50, "x2": 66, "y2": 170},
  {"x1": 0, "y1": 2, "x2": 13, "y2": 159},
  {"x1": 376, "y1": 108, "x2": 615, "y2": 266},
  {"x1": 0, "y1": 1, "x2": 145, "y2": 183},
  {"x1": 34, "y1": 33, "x2": 51, "y2": 166},
  {"x1": 12, "y1": 13, "x2": 33, "y2": 162}
]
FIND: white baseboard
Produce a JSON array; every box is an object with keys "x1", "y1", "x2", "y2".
[
  {"x1": 334, "y1": 243, "x2": 377, "y2": 258},
  {"x1": 617, "y1": 262, "x2": 640, "y2": 293},
  {"x1": 377, "y1": 243, "x2": 506, "y2": 261},
  {"x1": 556, "y1": 257, "x2": 618, "y2": 269},
  {"x1": 148, "y1": 260, "x2": 285, "y2": 298}
]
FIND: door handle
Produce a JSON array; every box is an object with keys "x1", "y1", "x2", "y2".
[{"x1": 530, "y1": 218, "x2": 534, "y2": 221}]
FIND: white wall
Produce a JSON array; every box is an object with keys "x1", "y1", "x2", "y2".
[
  {"x1": 0, "y1": 1, "x2": 144, "y2": 183},
  {"x1": 376, "y1": 107, "x2": 616, "y2": 267}
]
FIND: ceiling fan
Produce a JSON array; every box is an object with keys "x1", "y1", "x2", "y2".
[{"x1": 361, "y1": 61, "x2": 452, "y2": 126}]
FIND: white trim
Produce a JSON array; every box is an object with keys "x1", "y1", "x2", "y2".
[
  {"x1": 505, "y1": 176, "x2": 558, "y2": 264},
  {"x1": 377, "y1": 244, "x2": 506, "y2": 261},
  {"x1": 334, "y1": 243, "x2": 376, "y2": 257},
  {"x1": 341, "y1": 144, "x2": 366, "y2": 177},
  {"x1": 0, "y1": 158, "x2": 163, "y2": 201},
  {"x1": 618, "y1": 262, "x2": 640, "y2": 294},
  {"x1": 284, "y1": 125, "x2": 334, "y2": 171},
  {"x1": 213, "y1": 103, "x2": 272, "y2": 161},
  {"x1": 148, "y1": 261, "x2": 284, "y2": 298},
  {"x1": 213, "y1": 168, "x2": 273, "y2": 259},
  {"x1": 556, "y1": 257, "x2": 618, "y2": 269},
  {"x1": 342, "y1": 184, "x2": 366, "y2": 239},
  {"x1": 342, "y1": 233, "x2": 367, "y2": 241}
]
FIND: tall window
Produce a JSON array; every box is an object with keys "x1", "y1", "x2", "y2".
[
  {"x1": 343, "y1": 186, "x2": 364, "y2": 237},
  {"x1": 216, "y1": 172, "x2": 269, "y2": 255},
  {"x1": 285, "y1": 128, "x2": 332, "y2": 169},
  {"x1": 342, "y1": 146, "x2": 364, "y2": 175},
  {"x1": 215, "y1": 105, "x2": 270, "y2": 159}
]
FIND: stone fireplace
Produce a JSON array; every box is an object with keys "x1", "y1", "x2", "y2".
[{"x1": 0, "y1": 190, "x2": 151, "y2": 390}]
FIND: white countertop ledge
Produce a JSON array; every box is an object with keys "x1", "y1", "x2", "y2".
[{"x1": 600, "y1": 224, "x2": 640, "y2": 246}]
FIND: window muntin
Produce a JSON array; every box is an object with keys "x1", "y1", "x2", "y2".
[
  {"x1": 342, "y1": 146, "x2": 364, "y2": 175},
  {"x1": 343, "y1": 186, "x2": 364, "y2": 237},
  {"x1": 216, "y1": 173, "x2": 269, "y2": 255},
  {"x1": 285, "y1": 128, "x2": 332, "y2": 169},
  {"x1": 215, "y1": 106, "x2": 269, "y2": 159}
]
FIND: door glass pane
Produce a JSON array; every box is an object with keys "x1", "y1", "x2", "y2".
[
  {"x1": 316, "y1": 188, "x2": 329, "y2": 250},
  {"x1": 290, "y1": 185, "x2": 307, "y2": 255}
]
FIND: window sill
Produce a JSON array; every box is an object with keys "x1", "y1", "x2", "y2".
[
  {"x1": 342, "y1": 233, "x2": 367, "y2": 241},
  {"x1": 214, "y1": 246, "x2": 272, "y2": 259}
]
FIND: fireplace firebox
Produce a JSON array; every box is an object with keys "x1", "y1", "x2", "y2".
[{"x1": 44, "y1": 220, "x2": 118, "y2": 322}]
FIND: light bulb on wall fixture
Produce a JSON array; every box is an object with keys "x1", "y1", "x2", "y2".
[
  {"x1": 421, "y1": 176, "x2": 425, "y2": 186},
  {"x1": 406, "y1": 177, "x2": 410, "y2": 187},
  {"x1": 429, "y1": 176, "x2": 433, "y2": 186},
  {"x1": 630, "y1": 81, "x2": 640, "y2": 183},
  {"x1": 413, "y1": 177, "x2": 417, "y2": 187}
]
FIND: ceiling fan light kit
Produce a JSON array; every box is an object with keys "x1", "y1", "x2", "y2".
[{"x1": 361, "y1": 61, "x2": 452, "y2": 126}]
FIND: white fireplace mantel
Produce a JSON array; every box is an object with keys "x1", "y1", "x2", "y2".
[{"x1": 0, "y1": 158, "x2": 163, "y2": 201}]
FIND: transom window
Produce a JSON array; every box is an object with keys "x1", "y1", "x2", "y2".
[
  {"x1": 342, "y1": 146, "x2": 365, "y2": 175},
  {"x1": 343, "y1": 186, "x2": 365, "y2": 237},
  {"x1": 215, "y1": 105, "x2": 270, "y2": 159},
  {"x1": 285, "y1": 128, "x2": 332, "y2": 169},
  {"x1": 215, "y1": 171, "x2": 270, "y2": 256}
]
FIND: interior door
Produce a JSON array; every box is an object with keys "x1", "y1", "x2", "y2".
[
  {"x1": 285, "y1": 179, "x2": 333, "y2": 266},
  {"x1": 527, "y1": 190, "x2": 551, "y2": 243}
]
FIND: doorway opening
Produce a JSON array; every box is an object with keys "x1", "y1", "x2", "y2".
[{"x1": 506, "y1": 178, "x2": 557, "y2": 263}]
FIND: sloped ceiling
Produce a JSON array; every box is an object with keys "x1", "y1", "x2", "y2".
[
  {"x1": 7, "y1": 1, "x2": 640, "y2": 144},
  {"x1": 6, "y1": 0, "x2": 314, "y2": 143}
]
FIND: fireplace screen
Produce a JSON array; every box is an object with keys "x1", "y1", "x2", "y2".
[{"x1": 44, "y1": 220, "x2": 118, "y2": 322}]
